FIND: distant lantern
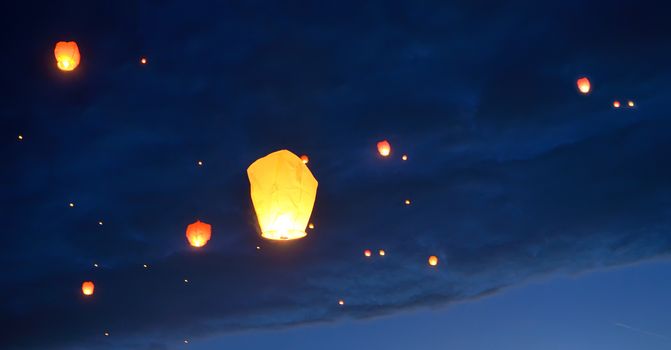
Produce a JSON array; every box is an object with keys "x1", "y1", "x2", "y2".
[
  {"x1": 17, "y1": 134, "x2": 23, "y2": 141},
  {"x1": 428, "y1": 255, "x2": 439, "y2": 266},
  {"x1": 404, "y1": 199, "x2": 411, "y2": 205},
  {"x1": 401, "y1": 154, "x2": 408, "y2": 161},
  {"x1": 197, "y1": 160, "x2": 203, "y2": 166},
  {"x1": 338, "y1": 299, "x2": 345, "y2": 306},
  {"x1": 300, "y1": 155, "x2": 309, "y2": 164},
  {"x1": 613, "y1": 100, "x2": 621, "y2": 108},
  {"x1": 364, "y1": 249, "x2": 372, "y2": 257},
  {"x1": 140, "y1": 57, "x2": 147, "y2": 65},
  {"x1": 377, "y1": 140, "x2": 391, "y2": 157},
  {"x1": 247, "y1": 150, "x2": 318, "y2": 240},
  {"x1": 81, "y1": 281, "x2": 95, "y2": 296},
  {"x1": 69, "y1": 202, "x2": 75, "y2": 208},
  {"x1": 576, "y1": 77, "x2": 591, "y2": 94},
  {"x1": 186, "y1": 220, "x2": 212, "y2": 248},
  {"x1": 379, "y1": 249, "x2": 386, "y2": 256},
  {"x1": 54, "y1": 41, "x2": 80, "y2": 71},
  {"x1": 628, "y1": 100, "x2": 635, "y2": 107},
  {"x1": 308, "y1": 223, "x2": 315, "y2": 229}
]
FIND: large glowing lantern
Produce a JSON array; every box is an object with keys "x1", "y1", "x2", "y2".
[
  {"x1": 428, "y1": 255, "x2": 439, "y2": 266},
  {"x1": 576, "y1": 77, "x2": 591, "y2": 94},
  {"x1": 186, "y1": 220, "x2": 212, "y2": 248},
  {"x1": 54, "y1": 41, "x2": 80, "y2": 71},
  {"x1": 247, "y1": 150, "x2": 318, "y2": 240},
  {"x1": 82, "y1": 281, "x2": 95, "y2": 296},
  {"x1": 377, "y1": 140, "x2": 391, "y2": 157}
]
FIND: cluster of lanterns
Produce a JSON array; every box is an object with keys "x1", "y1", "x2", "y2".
[{"x1": 576, "y1": 77, "x2": 636, "y2": 108}]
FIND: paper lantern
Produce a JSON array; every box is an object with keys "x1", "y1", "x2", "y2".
[
  {"x1": 364, "y1": 249, "x2": 372, "y2": 257},
  {"x1": 81, "y1": 281, "x2": 95, "y2": 296},
  {"x1": 613, "y1": 100, "x2": 621, "y2": 108},
  {"x1": 379, "y1": 249, "x2": 386, "y2": 256},
  {"x1": 186, "y1": 220, "x2": 212, "y2": 248},
  {"x1": 377, "y1": 140, "x2": 391, "y2": 157},
  {"x1": 54, "y1": 41, "x2": 80, "y2": 71},
  {"x1": 628, "y1": 100, "x2": 635, "y2": 107},
  {"x1": 576, "y1": 77, "x2": 591, "y2": 94},
  {"x1": 247, "y1": 150, "x2": 318, "y2": 240},
  {"x1": 300, "y1": 155, "x2": 309, "y2": 164},
  {"x1": 428, "y1": 255, "x2": 439, "y2": 266}
]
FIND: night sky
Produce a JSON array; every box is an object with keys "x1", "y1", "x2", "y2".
[{"x1": 2, "y1": 1, "x2": 671, "y2": 349}]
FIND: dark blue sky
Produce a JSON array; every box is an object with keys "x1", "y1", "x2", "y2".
[{"x1": 2, "y1": 0, "x2": 670, "y2": 349}]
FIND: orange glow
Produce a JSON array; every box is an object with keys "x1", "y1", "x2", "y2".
[
  {"x1": 338, "y1": 299, "x2": 345, "y2": 305},
  {"x1": 576, "y1": 77, "x2": 591, "y2": 94},
  {"x1": 613, "y1": 100, "x2": 620, "y2": 108},
  {"x1": 405, "y1": 199, "x2": 411, "y2": 205},
  {"x1": 428, "y1": 255, "x2": 439, "y2": 266},
  {"x1": 402, "y1": 154, "x2": 408, "y2": 161},
  {"x1": 81, "y1": 281, "x2": 95, "y2": 296},
  {"x1": 54, "y1": 41, "x2": 80, "y2": 72},
  {"x1": 308, "y1": 223, "x2": 315, "y2": 229},
  {"x1": 628, "y1": 100, "x2": 635, "y2": 107},
  {"x1": 300, "y1": 155, "x2": 309, "y2": 164},
  {"x1": 364, "y1": 249, "x2": 372, "y2": 257},
  {"x1": 377, "y1": 140, "x2": 391, "y2": 157},
  {"x1": 379, "y1": 249, "x2": 386, "y2": 256},
  {"x1": 186, "y1": 220, "x2": 212, "y2": 248},
  {"x1": 140, "y1": 57, "x2": 147, "y2": 64}
]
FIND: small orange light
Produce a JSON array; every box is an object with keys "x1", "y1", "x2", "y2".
[
  {"x1": 404, "y1": 199, "x2": 411, "y2": 205},
  {"x1": 377, "y1": 140, "x2": 391, "y2": 157},
  {"x1": 627, "y1": 100, "x2": 635, "y2": 107},
  {"x1": 140, "y1": 57, "x2": 147, "y2": 64},
  {"x1": 308, "y1": 223, "x2": 315, "y2": 229},
  {"x1": 300, "y1": 155, "x2": 309, "y2": 164},
  {"x1": 379, "y1": 249, "x2": 386, "y2": 256},
  {"x1": 338, "y1": 299, "x2": 345, "y2": 306},
  {"x1": 401, "y1": 154, "x2": 408, "y2": 161},
  {"x1": 613, "y1": 101, "x2": 620, "y2": 108},
  {"x1": 81, "y1": 281, "x2": 95, "y2": 296},
  {"x1": 364, "y1": 249, "x2": 372, "y2": 257},
  {"x1": 576, "y1": 77, "x2": 591, "y2": 94},
  {"x1": 428, "y1": 255, "x2": 439, "y2": 267}
]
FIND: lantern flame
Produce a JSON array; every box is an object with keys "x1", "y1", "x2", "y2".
[{"x1": 247, "y1": 150, "x2": 318, "y2": 240}]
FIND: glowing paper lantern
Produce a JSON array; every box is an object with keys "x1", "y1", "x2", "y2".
[
  {"x1": 54, "y1": 41, "x2": 80, "y2": 71},
  {"x1": 576, "y1": 77, "x2": 591, "y2": 94},
  {"x1": 81, "y1": 281, "x2": 95, "y2": 296},
  {"x1": 377, "y1": 140, "x2": 391, "y2": 157},
  {"x1": 402, "y1": 154, "x2": 408, "y2": 161},
  {"x1": 613, "y1": 100, "x2": 620, "y2": 108},
  {"x1": 628, "y1": 100, "x2": 635, "y2": 107},
  {"x1": 247, "y1": 150, "x2": 318, "y2": 240},
  {"x1": 186, "y1": 220, "x2": 212, "y2": 248},
  {"x1": 379, "y1": 249, "x2": 386, "y2": 256},
  {"x1": 364, "y1": 249, "x2": 372, "y2": 257},
  {"x1": 300, "y1": 155, "x2": 309, "y2": 164},
  {"x1": 140, "y1": 57, "x2": 147, "y2": 64},
  {"x1": 338, "y1": 299, "x2": 345, "y2": 305},
  {"x1": 428, "y1": 255, "x2": 439, "y2": 266}
]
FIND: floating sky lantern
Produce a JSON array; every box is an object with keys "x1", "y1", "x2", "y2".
[
  {"x1": 428, "y1": 255, "x2": 439, "y2": 267},
  {"x1": 81, "y1": 281, "x2": 95, "y2": 296},
  {"x1": 186, "y1": 220, "x2": 212, "y2": 248},
  {"x1": 628, "y1": 100, "x2": 635, "y2": 107},
  {"x1": 613, "y1": 100, "x2": 621, "y2": 108},
  {"x1": 377, "y1": 140, "x2": 391, "y2": 157},
  {"x1": 338, "y1": 299, "x2": 345, "y2": 306},
  {"x1": 140, "y1": 57, "x2": 147, "y2": 65},
  {"x1": 364, "y1": 249, "x2": 372, "y2": 257},
  {"x1": 247, "y1": 150, "x2": 318, "y2": 240},
  {"x1": 300, "y1": 155, "x2": 309, "y2": 164},
  {"x1": 405, "y1": 199, "x2": 411, "y2": 205},
  {"x1": 379, "y1": 249, "x2": 386, "y2": 256},
  {"x1": 17, "y1": 134, "x2": 23, "y2": 141},
  {"x1": 402, "y1": 154, "x2": 408, "y2": 161},
  {"x1": 576, "y1": 77, "x2": 591, "y2": 94},
  {"x1": 54, "y1": 41, "x2": 80, "y2": 72}
]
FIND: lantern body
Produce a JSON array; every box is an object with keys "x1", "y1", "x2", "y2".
[
  {"x1": 428, "y1": 255, "x2": 439, "y2": 266},
  {"x1": 613, "y1": 100, "x2": 620, "y2": 108},
  {"x1": 377, "y1": 140, "x2": 391, "y2": 157},
  {"x1": 82, "y1": 281, "x2": 95, "y2": 296},
  {"x1": 576, "y1": 77, "x2": 590, "y2": 94},
  {"x1": 54, "y1": 41, "x2": 80, "y2": 71},
  {"x1": 247, "y1": 150, "x2": 318, "y2": 240},
  {"x1": 186, "y1": 220, "x2": 212, "y2": 248},
  {"x1": 379, "y1": 249, "x2": 386, "y2": 256},
  {"x1": 300, "y1": 155, "x2": 309, "y2": 164},
  {"x1": 364, "y1": 249, "x2": 372, "y2": 257},
  {"x1": 628, "y1": 100, "x2": 635, "y2": 107}
]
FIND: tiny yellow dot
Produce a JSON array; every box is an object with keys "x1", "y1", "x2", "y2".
[
  {"x1": 69, "y1": 203, "x2": 75, "y2": 207},
  {"x1": 628, "y1": 100, "x2": 635, "y2": 107},
  {"x1": 379, "y1": 249, "x2": 386, "y2": 256},
  {"x1": 404, "y1": 199, "x2": 411, "y2": 205},
  {"x1": 140, "y1": 57, "x2": 147, "y2": 64},
  {"x1": 308, "y1": 223, "x2": 315, "y2": 229},
  {"x1": 402, "y1": 155, "x2": 408, "y2": 161},
  {"x1": 17, "y1": 134, "x2": 23, "y2": 141}
]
